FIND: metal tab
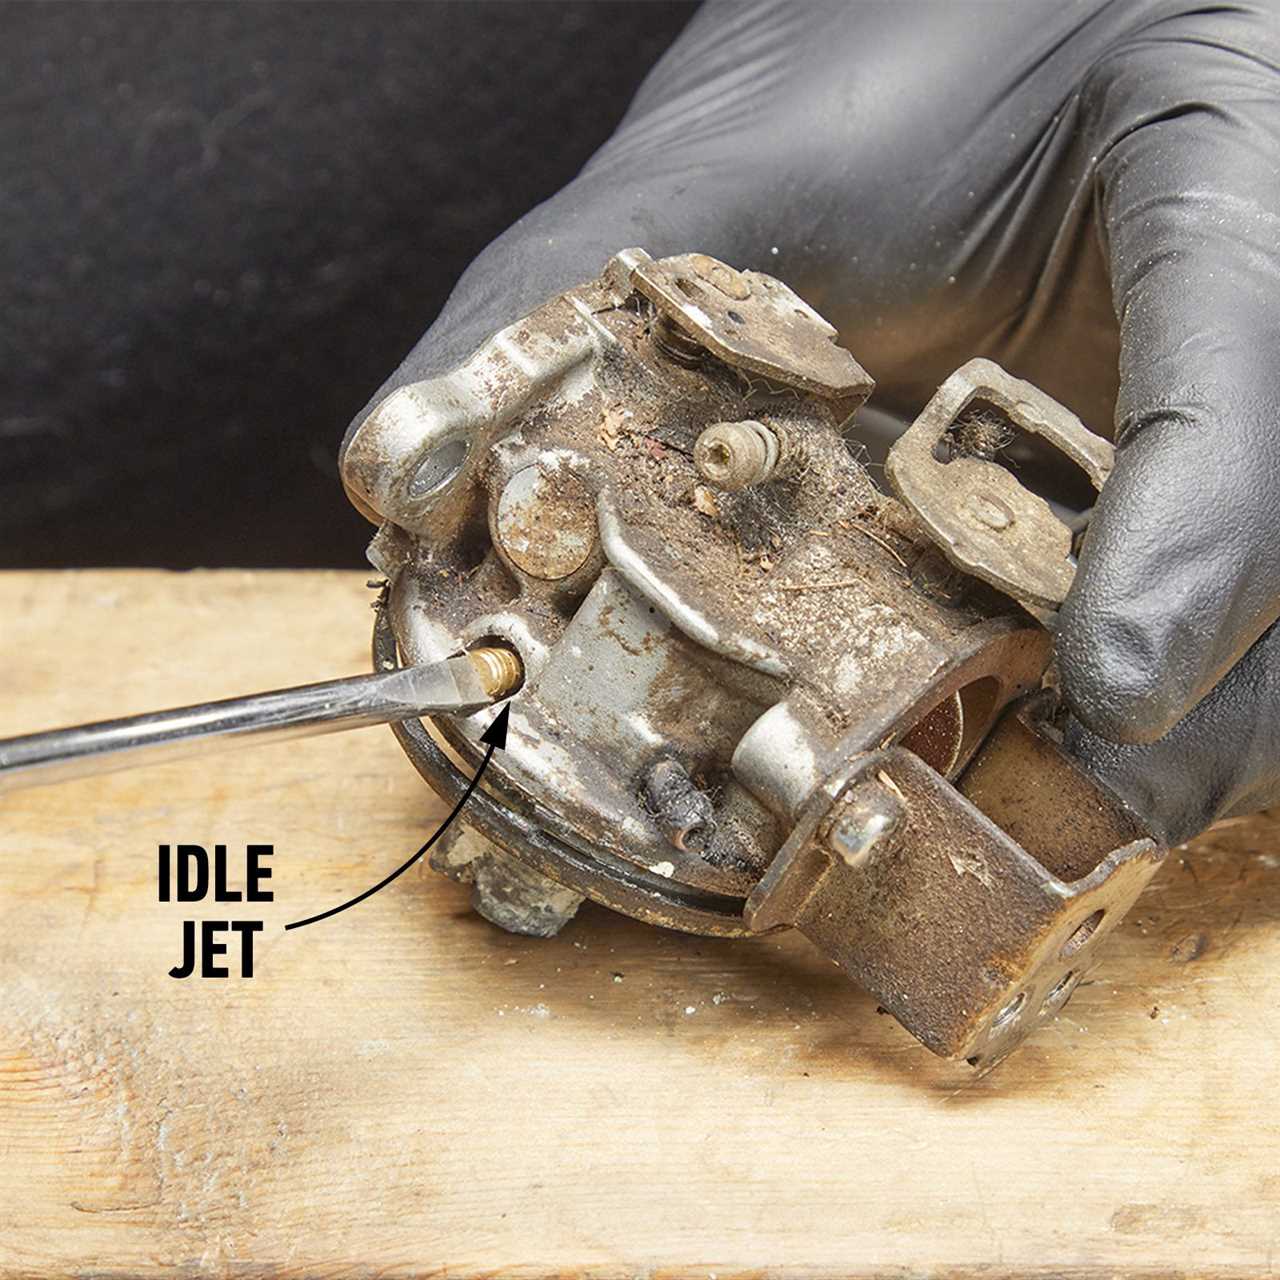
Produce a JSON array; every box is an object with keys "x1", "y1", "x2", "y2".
[
  {"x1": 627, "y1": 251, "x2": 874, "y2": 403},
  {"x1": 886, "y1": 358, "x2": 1114, "y2": 608}
]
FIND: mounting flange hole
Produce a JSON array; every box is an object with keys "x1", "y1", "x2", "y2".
[
  {"x1": 1041, "y1": 970, "x2": 1076, "y2": 1016},
  {"x1": 1060, "y1": 909, "x2": 1105, "y2": 959},
  {"x1": 992, "y1": 990, "x2": 1026, "y2": 1030},
  {"x1": 409, "y1": 438, "x2": 469, "y2": 499}
]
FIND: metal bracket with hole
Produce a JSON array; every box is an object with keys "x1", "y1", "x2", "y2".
[
  {"x1": 746, "y1": 695, "x2": 1164, "y2": 1067},
  {"x1": 625, "y1": 249, "x2": 875, "y2": 404},
  {"x1": 885, "y1": 358, "x2": 1115, "y2": 609}
]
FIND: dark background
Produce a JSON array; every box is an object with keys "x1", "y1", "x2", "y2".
[{"x1": 2, "y1": 1, "x2": 695, "y2": 568}]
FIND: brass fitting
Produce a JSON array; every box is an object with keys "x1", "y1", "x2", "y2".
[{"x1": 466, "y1": 645, "x2": 524, "y2": 700}]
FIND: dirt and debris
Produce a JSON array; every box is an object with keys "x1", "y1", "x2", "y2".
[
  {"x1": 692, "y1": 485, "x2": 719, "y2": 518},
  {"x1": 384, "y1": 252, "x2": 1057, "y2": 975},
  {"x1": 948, "y1": 398, "x2": 1018, "y2": 461}
]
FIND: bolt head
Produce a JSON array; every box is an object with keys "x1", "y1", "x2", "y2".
[{"x1": 827, "y1": 789, "x2": 903, "y2": 867}]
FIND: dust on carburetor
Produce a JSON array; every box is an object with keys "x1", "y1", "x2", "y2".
[{"x1": 340, "y1": 248, "x2": 1162, "y2": 1069}]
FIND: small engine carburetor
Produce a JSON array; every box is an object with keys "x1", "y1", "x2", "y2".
[{"x1": 340, "y1": 249, "x2": 1163, "y2": 1068}]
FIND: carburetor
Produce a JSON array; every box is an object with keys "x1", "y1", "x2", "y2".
[{"x1": 340, "y1": 249, "x2": 1164, "y2": 1068}]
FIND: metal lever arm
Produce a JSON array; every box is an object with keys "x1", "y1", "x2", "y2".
[{"x1": 0, "y1": 649, "x2": 520, "y2": 795}]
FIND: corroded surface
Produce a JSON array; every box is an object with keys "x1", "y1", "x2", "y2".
[
  {"x1": 348, "y1": 254, "x2": 1050, "y2": 936},
  {"x1": 629, "y1": 250, "x2": 875, "y2": 402},
  {"x1": 342, "y1": 252, "x2": 1152, "y2": 1067}
]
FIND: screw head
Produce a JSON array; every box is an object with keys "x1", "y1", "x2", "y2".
[{"x1": 827, "y1": 787, "x2": 904, "y2": 867}]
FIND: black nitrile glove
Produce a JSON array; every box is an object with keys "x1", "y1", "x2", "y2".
[{"x1": 350, "y1": 0, "x2": 1280, "y2": 846}]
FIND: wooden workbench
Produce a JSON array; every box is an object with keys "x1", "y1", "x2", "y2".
[{"x1": 2, "y1": 570, "x2": 1278, "y2": 1277}]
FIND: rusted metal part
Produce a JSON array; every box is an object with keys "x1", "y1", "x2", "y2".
[
  {"x1": 494, "y1": 464, "x2": 597, "y2": 581},
  {"x1": 644, "y1": 757, "x2": 717, "y2": 854},
  {"x1": 347, "y1": 251, "x2": 1162, "y2": 1067},
  {"x1": 377, "y1": 603, "x2": 754, "y2": 937},
  {"x1": 886, "y1": 358, "x2": 1114, "y2": 608},
  {"x1": 747, "y1": 697, "x2": 1163, "y2": 1066},
  {"x1": 826, "y1": 785, "x2": 903, "y2": 868}
]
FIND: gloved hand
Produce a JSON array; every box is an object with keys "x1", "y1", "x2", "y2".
[{"x1": 349, "y1": 0, "x2": 1280, "y2": 846}]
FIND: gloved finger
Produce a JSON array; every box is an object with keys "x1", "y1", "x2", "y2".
[
  {"x1": 346, "y1": 0, "x2": 808, "y2": 421},
  {"x1": 1066, "y1": 618, "x2": 1280, "y2": 847},
  {"x1": 1056, "y1": 15, "x2": 1280, "y2": 744},
  {"x1": 344, "y1": 0, "x2": 1105, "y2": 453}
]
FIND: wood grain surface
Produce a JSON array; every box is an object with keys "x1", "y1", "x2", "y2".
[{"x1": 1, "y1": 570, "x2": 1278, "y2": 1277}]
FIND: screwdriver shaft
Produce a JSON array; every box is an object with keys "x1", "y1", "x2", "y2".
[{"x1": 0, "y1": 652, "x2": 514, "y2": 795}]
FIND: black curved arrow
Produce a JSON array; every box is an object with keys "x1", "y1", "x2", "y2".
[{"x1": 284, "y1": 705, "x2": 510, "y2": 931}]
